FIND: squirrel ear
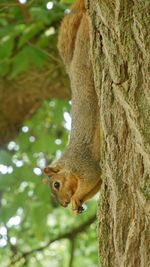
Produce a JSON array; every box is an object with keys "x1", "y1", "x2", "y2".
[{"x1": 44, "y1": 166, "x2": 59, "y2": 175}]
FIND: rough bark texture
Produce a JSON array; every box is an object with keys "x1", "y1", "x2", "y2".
[
  {"x1": 0, "y1": 60, "x2": 70, "y2": 147},
  {"x1": 87, "y1": 0, "x2": 150, "y2": 266}
]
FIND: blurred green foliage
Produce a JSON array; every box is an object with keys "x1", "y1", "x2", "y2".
[
  {"x1": 0, "y1": 1, "x2": 98, "y2": 267},
  {"x1": 0, "y1": 100, "x2": 98, "y2": 267},
  {"x1": 0, "y1": 0, "x2": 72, "y2": 77}
]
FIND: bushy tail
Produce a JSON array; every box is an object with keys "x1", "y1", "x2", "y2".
[{"x1": 58, "y1": 0, "x2": 85, "y2": 65}]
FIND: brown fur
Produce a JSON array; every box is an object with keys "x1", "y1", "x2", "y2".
[
  {"x1": 44, "y1": 0, "x2": 102, "y2": 214},
  {"x1": 58, "y1": 0, "x2": 85, "y2": 65}
]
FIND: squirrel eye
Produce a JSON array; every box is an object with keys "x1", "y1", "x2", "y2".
[{"x1": 54, "y1": 181, "x2": 60, "y2": 190}]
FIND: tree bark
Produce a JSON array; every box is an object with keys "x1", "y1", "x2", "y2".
[
  {"x1": 87, "y1": 0, "x2": 150, "y2": 266},
  {"x1": 0, "y1": 60, "x2": 70, "y2": 147}
]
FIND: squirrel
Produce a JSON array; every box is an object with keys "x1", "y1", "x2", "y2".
[{"x1": 44, "y1": 0, "x2": 102, "y2": 214}]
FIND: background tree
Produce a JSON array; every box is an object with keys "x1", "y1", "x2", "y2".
[{"x1": 87, "y1": 0, "x2": 150, "y2": 266}]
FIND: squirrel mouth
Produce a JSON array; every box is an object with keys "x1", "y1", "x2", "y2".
[{"x1": 62, "y1": 201, "x2": 70, "y2": 207}]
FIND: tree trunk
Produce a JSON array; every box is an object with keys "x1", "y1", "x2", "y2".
[{"x1": 87, "y1": 0, "x2": 150, "y2": 266}]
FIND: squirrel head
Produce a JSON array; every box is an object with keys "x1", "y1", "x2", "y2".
[{"x1": 44, "y1": 165, "x2": 78, "y2": 207}]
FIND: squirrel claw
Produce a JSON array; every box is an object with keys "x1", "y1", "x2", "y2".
[
  {"x1": 72, "y1": 206, "x2": 84, "y2": 215},
  {"x1": 78, "y1": 206, "x2": 84, "y2": 213}
]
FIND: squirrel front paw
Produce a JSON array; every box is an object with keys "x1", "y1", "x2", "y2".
[{"x1": 71, "y1": 196, "x2": 84, "y2": 215}]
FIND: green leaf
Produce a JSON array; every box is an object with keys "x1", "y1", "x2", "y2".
[
  {"x1": 10, "y1": 45, "x2": 47, "y2": 78},
  {"x1": 10, "y1": 46, "x2": 30, "y2": 78},
  {"x1": 27, "y1": 45, "x2": 47, "y2": 67},
  {"x1": 18, "y1": 23, "x2": 44, "y2": 48},
  {"x1": 0, "y1": 36, "x2": 14, "y2": 60}
]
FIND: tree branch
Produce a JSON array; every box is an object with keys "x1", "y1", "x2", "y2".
[{"x1": 8, "y1": 214, "x2": 96, "y2": 266}]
